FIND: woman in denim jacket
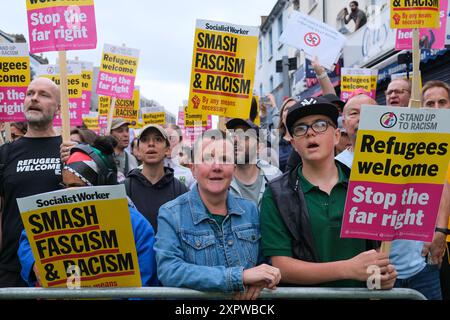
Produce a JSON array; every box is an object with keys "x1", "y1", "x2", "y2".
[{"x1": 155, "y1": 130, "x2": 280, "y2": 300}]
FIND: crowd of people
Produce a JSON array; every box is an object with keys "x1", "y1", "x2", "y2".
[{"x1": 0, "y1": 70, "x2": 448, "y2": 300}]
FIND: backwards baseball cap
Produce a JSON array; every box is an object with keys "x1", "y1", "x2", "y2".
[
  {"x1": 110, "y1": 118, "x2": 131, "y2": 131},
  {"x1": 139, "y1": 124, "x2": 170, "y2": 145},
  {"x1": 286, "y1": 96, "x2": 339, "y2": 136},
  {"x1": 322, "y1": 93, "x2": 345, "y2": 111}
]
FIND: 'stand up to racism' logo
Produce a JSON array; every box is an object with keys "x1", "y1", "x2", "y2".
[{"x1": 380, "y1": 112, "x2": 397, "y2": 128}]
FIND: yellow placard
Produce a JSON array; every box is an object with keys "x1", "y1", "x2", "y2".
[
  {"x1": 26, "y1": 0, "x2": 94, "y2": 10},
  {"x1": 112, "y1": 88, "x2": 140, "y2": 127},
  {"x1": 187, "y1": 20, "x2": 258, "y2": 119},
  {"x1": 0, "y1": 57, "x2": 30, "y2": 87},
  {"x1": 143, "y1": 112, "x2": 166, "y2": 125},
  {"x1": 41, "y1": 74, "x2": 82, "y2": 99},
  {"x1": 341, "y1": 75, "x2": 374, "y2": 92},
  {"x1": 352, "y1": 130, "x2": 449, "y2": 184},
  {"x1": 81, "y1": 70, "x2": 93, "y2": 91},
  {"x1": 82, "y1": 115, "x2": 99, "y2": 131},
  {"x1": 390, "y1": 0, "x2": 440, "y2": 29},
  {"x1": 100, "y1": 52, "x2": 138, "y2": 77},
  {"x1": 184, "y1": 106, "x2": 209, "y2": 127},
  {"x1": 98, "y1": 95, "x2": 110, "y2": 116},
  {"x1": 18, "y1": 186, "x2": 141, "y2": 288}
]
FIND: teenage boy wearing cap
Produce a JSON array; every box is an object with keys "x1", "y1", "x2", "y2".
[
  {"x1": 226, "y1": 119, "x2": 281, "y2": 209},
  {"x1": 260, "y1": 96, "x2": 397, "y2": 288},
  {"x1": 123, "y1": 125, "x2": 188, "y2": 233},
  {"x1": 110, "y1": 118, "x2": 139, "y2": 179}
]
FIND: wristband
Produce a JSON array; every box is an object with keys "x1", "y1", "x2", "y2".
[{"x1": 435, "y1": 227, "x2": 449, "y2": 235}]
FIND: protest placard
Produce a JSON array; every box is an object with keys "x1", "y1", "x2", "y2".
[
  {"x1": 142, "y1": 107, "x2": 166, "y2": 126},
  {"x1": 390, "y1": 0, "x2": 440, "y2": 29},
  {"x1": 26, "y1": 0, "x2": 97, "y2": 54},
  {"x1": 17, "y1": 185, "x2": 141, "y2": 288},
  {"x1": 341, "y1": 106, "x2": 450, "y2": 242},
  {"x1": 37, "y1": 64, "x2": 83, "y2": 126},
  {"x1": 0, "y1": 43, "x2": 30, "y2": 121},
  {"x1": 82, "y1": 111, "x2": 100, "y2": 134},
  {"x1": 68, "y1": 60, "x2": 93, "y2": 115},
  {"x1": 395, "y1": 0, "x2": 448, "y2": 50},
  {"x1": 187, "y1": 19, "x2": 258, "y2": 119},
  {"x1": 183, "y1": 105, "x2": 211, "y2": 127},
  {"x1": 178, "y1": 106, "x2": 211, "y2": 146},
  {"x1": 98, "y1": 87, "x2": 140, "y2": 128},
  {"x1": 340, "y1": 68, "x2": 378, "y2": 101},
  {"x1": 279, "y1": 11, "x2": 346, "y2": 70},
  {"x1": 96, "y1": 44, "x2": 139, "y2": 99}
]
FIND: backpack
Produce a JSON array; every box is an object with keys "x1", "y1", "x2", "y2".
[
  {"x1": 0, "y1": 142, "x2": 11, "y2": 197},
  {"x1": 123, "y1": 176, "x2": 185, "y2": 199}
]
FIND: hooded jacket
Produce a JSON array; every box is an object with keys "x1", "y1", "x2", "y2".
[{"x1": 124, "y1": 167, "x2": 188, "y2": 233}]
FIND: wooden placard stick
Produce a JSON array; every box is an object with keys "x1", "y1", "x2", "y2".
[
  {"x1": 58, "y1": 51, "x2": 71, "y2": 141},
  {"x1": 408, "y1": 29, "x2": 422, "y2": 109}
]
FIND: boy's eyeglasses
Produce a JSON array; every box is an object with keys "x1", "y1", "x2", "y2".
[{"x1": 292, "y1": 120, "x2": 335, "y2": 137}]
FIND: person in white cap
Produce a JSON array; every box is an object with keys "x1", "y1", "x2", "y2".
[{"x1": 123, "y1": 124, "x2": 188, "y2": 232}]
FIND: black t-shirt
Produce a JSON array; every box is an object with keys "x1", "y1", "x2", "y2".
[{"x1": 0, "y1": 136, "x2": 62, "y2": 274}]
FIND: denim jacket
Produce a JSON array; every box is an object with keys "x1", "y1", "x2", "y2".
[{"x1": 154, "y1": 186, "x2": 262, "y2": 293}]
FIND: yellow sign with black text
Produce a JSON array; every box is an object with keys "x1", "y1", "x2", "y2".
[
  {"x1": 187, "y1": 20, "x2": 258, "y2": 119},
  {"x1": 390, "y1": 0, "x2": 440, "y2": 29},
  {"x1": 17, "y1": 185, "x2": 141, "y2": 288}
]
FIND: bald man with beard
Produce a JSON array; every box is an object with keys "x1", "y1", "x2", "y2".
[{"x1": 0, "y1": 78, "x2": 63, "y2": 287}]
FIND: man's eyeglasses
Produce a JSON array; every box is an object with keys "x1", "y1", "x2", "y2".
[
  {"x1": 385, "y1": 89, "x2": 410, "y2": 96},
  {"x1": 292, "y1": 120, "x2": 335, "y2": 137}
]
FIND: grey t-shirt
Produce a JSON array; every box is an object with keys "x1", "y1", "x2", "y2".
[{"x1": 234, "y1": 173, "x2": 264, "y2": 206}]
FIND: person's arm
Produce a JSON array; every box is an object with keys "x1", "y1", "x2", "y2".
[
  {"x1": 17, "y1": 229, "x2": 38, "y2": 287},
  {"x1": 312, "y1": 56, "x2": 336, "y2": 96},
  {"x1": 424, "y1": 181, "x2": 450, "y2": 264},
  {"x1": 129, "y1": 205, "x2": 158, "y2": 286},
  {"x1": 272, "y1": 249, "x2": 397, "y2": 289},
  {"x1": 154, "y1": 205, "x2": 245, "y2": 292},
  {"x1": 354, "y1": 15, "x2": 362, "y2": 30},
  {"x1": 343, "y1": 8, "x2": 351, "y2": 24}
]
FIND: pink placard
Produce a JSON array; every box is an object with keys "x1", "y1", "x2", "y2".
[
  {"x1": 341, "y1": 181, "x2": 444, "y2": 242},
  {"x1": 53, "y1": 97, "x2": 83, "y2": 126},
  {"x1": 81, "y1": 90, "x2": 91, "y2": 114},
  {"x1": 0, "y1": 86, "x2": 27, "y2": 121},
  {"x1": 395, "y1": 0, "x2": 448, "y2": 50},
  {"x1": 27, "y1": 5, "x2": 97, "y2": 54},
  {"x1": 96, "y1": 72, "x2": 135, "y2": 99}
]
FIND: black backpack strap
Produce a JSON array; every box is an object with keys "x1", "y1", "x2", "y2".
[
  {"x1": 0, "y1": 142, "x2": 11, "y2": 196},
  {"x1": 124, "y1": 152, "x2": 129, "y2": 174}
]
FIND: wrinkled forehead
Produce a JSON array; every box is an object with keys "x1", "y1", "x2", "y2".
[
  {"x1": 387, "y1": 79, "x2": 410, "y2": 91},
  {"x1": 28, "y1": 78, "x2": 59, "y2": 95},
  {"x1": 195, "y1": 137, "x2": 233, "y2": 157}
]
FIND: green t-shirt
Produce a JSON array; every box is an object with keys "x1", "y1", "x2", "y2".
[
  {"x1": 207, "y1": 210, "x2": 226, "y2": 226},
  {"x1": 260, "y1": 162, "x2": 367, "y2": 287}
]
